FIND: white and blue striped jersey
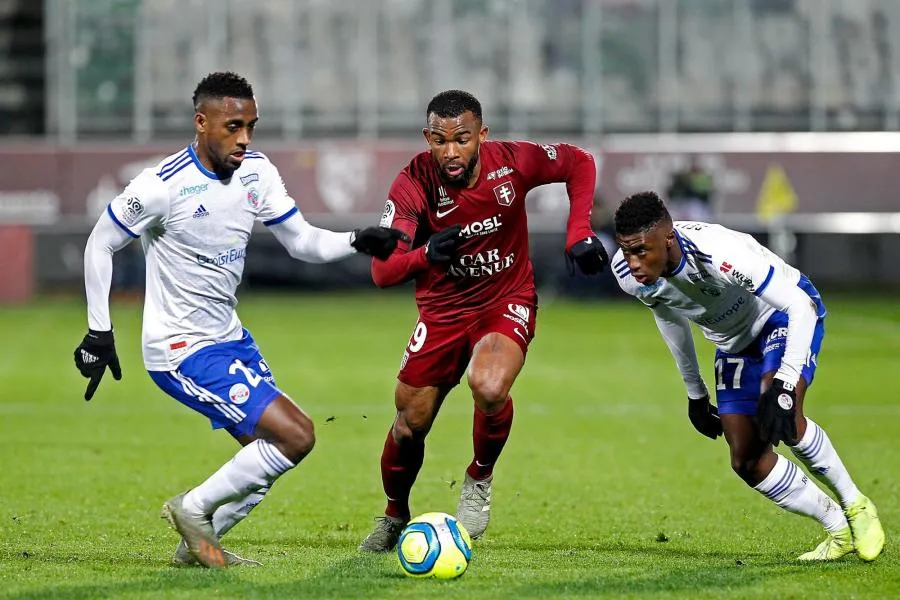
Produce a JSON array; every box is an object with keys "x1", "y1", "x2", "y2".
[
  {"x1": 105, "y1": 145, "x2": 298, "y2": 370},
  {"x1": 613, "y1": 221, "x2": 824, "y2": 387}
]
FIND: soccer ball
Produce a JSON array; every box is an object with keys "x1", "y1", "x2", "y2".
[{"x1": 397, "y1": 512, "x2": 472, "y2": 579}]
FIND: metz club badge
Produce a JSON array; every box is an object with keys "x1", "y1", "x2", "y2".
[{"x1": 493, "y1": 182, "x2": 515, "y2": 206}]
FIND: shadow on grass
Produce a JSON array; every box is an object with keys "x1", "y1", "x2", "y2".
[{"x1": 4, "y1": 538, "x2": 870, "y2": 600}]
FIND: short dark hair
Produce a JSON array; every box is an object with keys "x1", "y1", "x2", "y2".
[
  {"x1": 614, "y1": 191, "x2": 672, "y2": 235},
  {"x1": 426, "y1": 90, "x2": 482, "y2": 121},
  {"x1": 192, "y1": 72, "x2": 254, "y2": 111}
]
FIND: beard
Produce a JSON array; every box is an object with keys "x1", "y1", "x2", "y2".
[{"x1": 438, "y1": 153, "x2": 479, "y2": 187}]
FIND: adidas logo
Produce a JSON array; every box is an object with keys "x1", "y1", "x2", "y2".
[{"x1": 193, "y1": 204, "x2": 210, "y2": 219}]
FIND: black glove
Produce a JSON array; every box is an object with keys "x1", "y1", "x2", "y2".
[
  {"x1": 566, "y1": 235, "x2": 610, "y2": 275},
  {"x1": 351, "y1": 227, "x2": 411, "y2": 260},
  {"x1": 425, "y1": 225, "x2": 462, "y2": 264},
  {"x1": 688, "y1": 394, "x2": 723, "y2": 440},
  {"x1": 74, "y1": 329, "x2": 122, "y2": 401},
  {"x1": 756, "y1": 378, "x2": 798, "y2": 446}
]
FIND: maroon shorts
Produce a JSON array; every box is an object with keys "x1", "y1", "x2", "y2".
[{"x1": 397, "y1": 297, "x2": 538, "y2": 388}]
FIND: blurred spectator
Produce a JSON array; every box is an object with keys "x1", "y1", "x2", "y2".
[{"x1": 666, "y1": 157, "x2": 715, "y2": 222}]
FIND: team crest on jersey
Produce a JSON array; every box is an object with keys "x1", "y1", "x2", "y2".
[
  {"x1": 247, "y1": 188, "x2": 260, "y2": 209},
  {"x1": 493, "y1": 182, "x2": 516, "y2": 206},
  {"x1": 701, "y1": 287, "x2": 721, "y2": 297}
]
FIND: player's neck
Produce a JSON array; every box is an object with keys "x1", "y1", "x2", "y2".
[
  {"x1": 464, "y1": 161, "x2": 482, "y2": 189},
  {"x1": 662, "y1": 245, "x2": 684, "y2": 278},
  {"x1": 192, "y1": 140, "x2": 235, "y2": 179}
]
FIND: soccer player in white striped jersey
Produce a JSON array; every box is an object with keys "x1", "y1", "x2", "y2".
[
  {"x1": 611, "y1": 191, "x2": 884, "y2": 562},
  {"x1": 72, "y1": 72, "x2": 408, "y2": 568}
]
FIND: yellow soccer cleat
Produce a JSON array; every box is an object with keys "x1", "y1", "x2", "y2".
[
  {"x1": 797, "y1": 527, "x2": 854, "y2": 561},
  {"x1": 845, "y1": 495, "x2": 885, "y2": 562}
]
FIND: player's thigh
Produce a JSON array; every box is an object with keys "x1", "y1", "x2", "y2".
[
  {"x1": 759, "y1": 315, "x2": 824, "y2": 415},
  {"x1": 713, "y1": 346, "x2": 764, "y2": 417},
  {"x1": 466, "y1": 300, "x2": 537, "y2": 404},
  {"x1": 467, "y1": 299, "x2": 536, "y2": 385},
  {"x1": 397, "y1": 316, "x2": 471, "y2": 389},
  {"x1": 148, "y1": 338, "x2": 282, "y2": 439}
]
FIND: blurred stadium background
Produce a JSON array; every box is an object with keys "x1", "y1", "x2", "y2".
[
  {"x1": 2, "y1": 2, "x2": 899, "y2": 597},
  {"x1": 1, "y1": 0, "x2": 899, "y2": 302}
]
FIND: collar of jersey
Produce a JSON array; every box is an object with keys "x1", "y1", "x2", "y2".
[
  {"x1": 187, "y1": 144, "x2": 225, "y2": 180},
  {"x1": 670, "y1": 230, "x2": 688, "y2": 276}
]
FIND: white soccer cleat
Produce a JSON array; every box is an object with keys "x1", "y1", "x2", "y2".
[
  {"x1": 456, "y1": 473, "x2": 492, "y2": 539},
  {"x1": 160, "y1": 492, "x2": 227, "y2": 568}
]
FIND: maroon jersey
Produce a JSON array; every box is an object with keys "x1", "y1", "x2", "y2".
[{"x1": 372, "y1": 140, "x2": 595, "y2": 321}]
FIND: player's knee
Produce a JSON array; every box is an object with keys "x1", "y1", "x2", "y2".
[
  {"x1": 467, "y1": 371, "x2": 509, "y2": 407},
  {"x1": 731, "y1": 455, "x2": 762, "y2": 485},
  {"x1": 279, "y1": 413, "x2": 316, "y2": 462},
  {"x1": 394, "y1": 409, "x2": 430, "y2": 442}
]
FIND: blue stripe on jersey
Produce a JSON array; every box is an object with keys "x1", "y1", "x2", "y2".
[
  {"x1": 681, "y1": 237, "x2": 712, "y2": 259},
  {"x1": 157, "y1": 156, "x2": 192, "y2": 180},
  {"x1": 244, "y1": 155, "x2": 266, "y2": 160},
  {"x1": 613, "y1": 257, "x2": 627, "y2": 269},
  {"x1": 263, "y1": 206, "x2": 298, "y2": 226},
  {"x1": 156, "y1": 149, "x2": 190, "y2": 177},
  {"x1": 107, "y1": 204, "x2": 139, "y2": 238},
  {"x1": 798, "y1": 274, "x2": 827, "y2": 317},
  {"x1": 685, "y1": 251, "x2": 713, "y2": 265},
  {"x1": 671, "y1": 233, "x2": 688, "y2": 275},
  {"x1": 188, "y1": 144, "x2": 224, "y2": 180},
  {"x1": 754, "y1": 265, "x2": 775, "y2": 296},
  {"x1": 161, "y1": 160, "x2": 193, "y2": 182}
]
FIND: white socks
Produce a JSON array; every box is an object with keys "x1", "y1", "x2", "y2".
[
  {"x1": 790, "y1": 418, "x2": 860, "y2": 508},
  {"x1": 212, "y1": 486, "x2": 270, "y2": 538},
  {"x1": 183, "y1": 440, "x2": 294, "y2": 520},
  {"x1": 754, "y1": 454, "x2": 848, "y2": 533}
]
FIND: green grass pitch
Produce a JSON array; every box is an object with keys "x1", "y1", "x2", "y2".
[{"x1": 1, "y1": 292, "x2": 898, "y2": 599}]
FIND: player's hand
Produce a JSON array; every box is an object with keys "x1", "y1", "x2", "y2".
[
  {"x1": 352, "y1": 227, "x2": 411, "y2": 260},
  {"x1": 566, "y1": 235, "x2": 610, "y2": 275},
  {"x1": 425, "y1": 225, "x2": 462, "y2": 264},
  {"x1": 756, "y1": 378, "x2": 798, "y2": 446},
  {"x1": 688, "y1": 394, "x2": 722, "y2": 440},
  {"x1": 73, "y1": 329, "x2": 122, "y2": 401}
]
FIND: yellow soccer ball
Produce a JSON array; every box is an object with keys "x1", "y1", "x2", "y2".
[{"x1": 397, "y1": 512, "x2": 472, "y2": 579}]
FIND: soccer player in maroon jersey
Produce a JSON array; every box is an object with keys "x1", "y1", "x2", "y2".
[{"x1": 358, "y1": 90, "x2": 609, "y2": 551}]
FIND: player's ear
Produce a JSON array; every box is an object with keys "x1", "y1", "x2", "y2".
[
  {"x1": 665, "y1": 229, "x2": 677, "y2": 248},
  {"x1": 422, "y1": 128, "x2": 432, "y2": 145},
  {"x1": 194, "y1": 112, "x2": 207, "y2": 135},
  {"x1": 479, "y1": 123, "x2": 489, "y2": 142}
]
